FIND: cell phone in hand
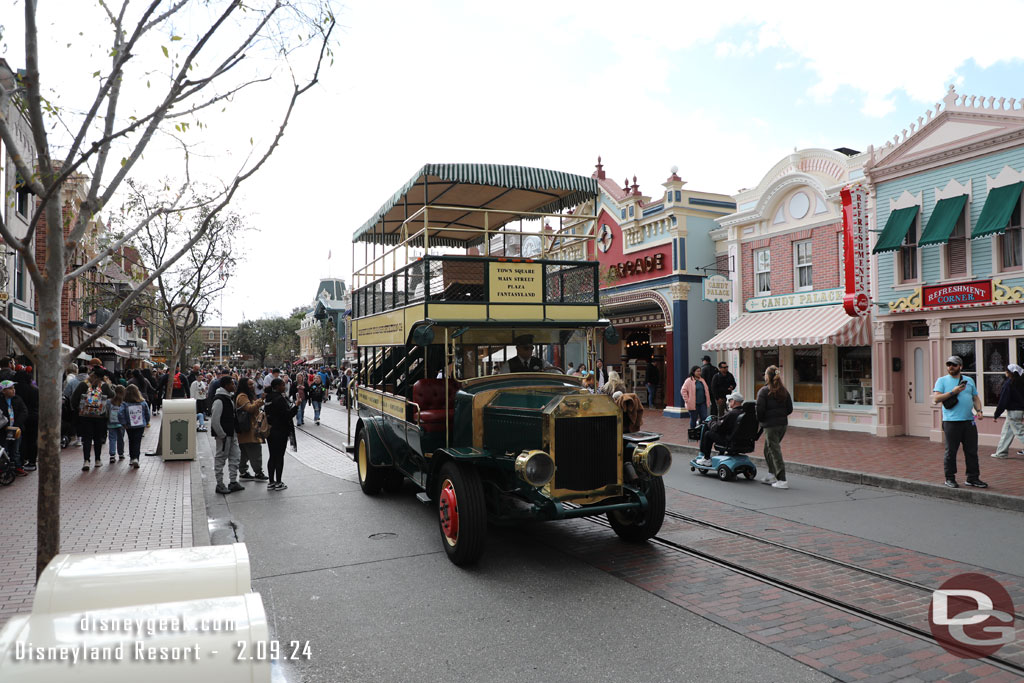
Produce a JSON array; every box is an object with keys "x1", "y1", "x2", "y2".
[{"x1": 958, "y1": 379, "x2": 968, "y2": 387}]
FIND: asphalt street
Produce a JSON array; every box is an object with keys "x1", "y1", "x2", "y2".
[{"x1": 197, "y1": 401, "x2": 1023, "y2": 682}]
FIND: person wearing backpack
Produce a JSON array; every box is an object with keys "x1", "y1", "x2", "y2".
[
  {"x1": 210, "y1": 376, "x2": 244, "y2": 494},
  {"x1": 308, "y1": 375, "x2": 326, "y2": 425},
  {"x1": 107, "y1": 385, "x2": 126, "y2": 463},
  {"x1": 119, "y1": 384, "x2": 150, "y2": 469},
  {"x1": 235, "y1": 377, "x2": 267, "y2": 481},
  {"x1": 171, "y1": 366, "x2": 186, "y2": 399},
  {"x1": 71, "y1": 368, "x2": 115, "y2": 471}
]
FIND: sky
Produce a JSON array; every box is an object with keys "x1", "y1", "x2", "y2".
[{"x1": 7, "y1": 0, "x2": 1024, "y2": 326}]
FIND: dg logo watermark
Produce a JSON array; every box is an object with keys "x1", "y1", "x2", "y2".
[{"x1": 929, "y1": 573, "x2": 1016, "y2": 658}]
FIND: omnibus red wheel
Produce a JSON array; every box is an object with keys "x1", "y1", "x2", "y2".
[{"x1": 436, "y1": 461, "x2": 486, "y2": 566}]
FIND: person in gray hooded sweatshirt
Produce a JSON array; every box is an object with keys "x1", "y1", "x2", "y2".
[{"x1": 210, "y1": 376, "x2": 244, "y2": 494}]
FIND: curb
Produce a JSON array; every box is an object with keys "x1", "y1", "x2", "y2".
[{"x1": 665, "y1": 441, "x2": 1024, "y2": 514}]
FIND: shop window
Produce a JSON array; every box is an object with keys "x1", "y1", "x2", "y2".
[
  {"x1": 794, "y1": 240, "x2": 812, "y2": 291},
  {"x1": 911, "y1": 325, "x2": 929, "y2": 337},
  {"x1": 754, "y1": 248, "x2": 771, "y2": 296},
  {"x1": 999, "y1": 198, "x2": 1022, "y2": 270},
  {"x1": 793, "y1": 347, "x2": 822, "y2": 403},
  {"x1": 982, "y1": 339, "x2": 1009, "y2": 407},
  {"x1": 838, "y1": 346, "x2": 872, "y2": 406},
  {"x1": 946, "y1": 209, "x2": 968, "y2": 277},
  {"x1": 753, "y1": 348, "x2": 779, "y2": 396},
  {"x1": 900, "y1": 215, "x2": 919, "y2": 282},
  {"x1": 950, "y1": 339, "x2": 977, "y2": 391},
  {"x1": 980, "y1": 320, "x2": 1011, "y2": 332}
]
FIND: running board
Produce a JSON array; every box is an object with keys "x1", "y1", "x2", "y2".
[{"x1": 415, "y1": 492, "x2": 431, "y2": 505}]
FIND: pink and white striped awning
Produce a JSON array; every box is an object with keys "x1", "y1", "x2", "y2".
[{"x1": 702, "y1": 305, "x2": 872, "y2": 351}]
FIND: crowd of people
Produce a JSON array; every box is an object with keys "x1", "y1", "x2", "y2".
[{"x1": 1, "y1": 357, "x2": 357, "y2": 494}]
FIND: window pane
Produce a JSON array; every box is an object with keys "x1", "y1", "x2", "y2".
[
  {"x1": 951, "y1": 340, "x2": 976, "y2": 372},
  {"x1": 753, "y1": 348, "x2": 779, "y2": 396},
  {"x1": 838, "y1": 346, "x2": 872, "y2": 405},
  {"x1": 793, "y1": 347, "x2": 822, "y2": 403},
  {"x1": 983, "y1": 339, "x2": 1010, "y2": 407}
]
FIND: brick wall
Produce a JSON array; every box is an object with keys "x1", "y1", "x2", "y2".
[
  {"x1": 740, "y1": 223, "x2": 844, "y2": 309},
  {"x1": 33, "y1": 195, "x2": 81, "y2": 345}
]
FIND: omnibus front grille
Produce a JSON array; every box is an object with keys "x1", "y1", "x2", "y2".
[{"x1": 553, "y1": 416, "x2": 618, "y2": 491}]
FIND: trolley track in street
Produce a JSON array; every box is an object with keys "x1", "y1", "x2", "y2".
[
  {"x1": 579, "y1": 510, "x2": 1024, "y2": 677},
  {"x1": 295, "y1": 423, "x2": 1024, "y2": 676}
]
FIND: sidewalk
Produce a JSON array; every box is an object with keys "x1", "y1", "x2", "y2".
[
  {"x1": 0, "y1": 423, "x2": 201, "y2": 628},
  {"x1": 644, "y1": 411, "x2": 1024, "y2": 511}
]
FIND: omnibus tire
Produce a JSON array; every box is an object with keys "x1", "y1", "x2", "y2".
[
  {"x1": 437, "y1": 461, "x2": 486, "y2": 566},
  {"x1": 355, "y1": 430, "x2": 385, "y2": 495},
  {"x1": 608, "y1": 476, "x2": 666, "y2": 542}
]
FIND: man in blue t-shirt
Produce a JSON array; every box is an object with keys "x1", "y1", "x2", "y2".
[{"x1": 932, "y1": 355, "x2": 987, "y2": 489}]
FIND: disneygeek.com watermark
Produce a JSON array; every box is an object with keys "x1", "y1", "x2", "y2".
[{"x1": 929, "y1": 573, "x2": 1016, "y2": 658}]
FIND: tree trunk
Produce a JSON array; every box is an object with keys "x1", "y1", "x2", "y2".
[{"x1": 36, "y1": 196, "x2": 67, "y2": 578}]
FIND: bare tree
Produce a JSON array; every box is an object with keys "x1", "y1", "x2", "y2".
[
  {"x1": 0, "y1": 0, "x2": 336, "y2": 577},
  {"x1": 118, "y1": 181, "x2": 247, "y2": 393}
]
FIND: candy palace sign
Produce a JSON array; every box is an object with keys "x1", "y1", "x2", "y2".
[{"x1": 745, "y1": 288, "x2": 844, "y2": 312}]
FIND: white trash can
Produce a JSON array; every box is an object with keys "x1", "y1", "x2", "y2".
[
  {"x1": 33, "y1": 544, "x2": 251, "y2": 614},
  {"x1": 161, "y1": 398, "x2": 197, "y2": 461}
]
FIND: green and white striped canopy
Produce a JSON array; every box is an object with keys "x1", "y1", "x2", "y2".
[{"x1": 352, "y1": 163, "x2": 599, "y2": 246}]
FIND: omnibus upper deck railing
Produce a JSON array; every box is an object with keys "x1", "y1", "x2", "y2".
[{"x1": 351, "y1": 205, "x2": 596, "y2": 292}]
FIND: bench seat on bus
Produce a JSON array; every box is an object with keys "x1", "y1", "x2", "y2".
[{"x1": 413, "y1": 378, "x2": 459, "y2": 433}]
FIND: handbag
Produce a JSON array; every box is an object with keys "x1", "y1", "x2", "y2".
[{"x1": 688, "y1": 427, "x2": 700, "y2": 441}]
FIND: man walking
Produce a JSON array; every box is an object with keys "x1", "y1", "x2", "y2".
[
  {"x1": 210, "y1": 376, "x2": 244, "y2": 494},
  {"x1": 932, "y1": 355, "x2": 987, "y2": 489},
  {"x1": 700, "y1": 355, "x2": 716, "y2": 415},
  {"x1": 711, "y1": 360, "x2": 737, "y2": 417}
]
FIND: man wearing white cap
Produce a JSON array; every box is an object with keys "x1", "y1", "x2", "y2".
[
  {"x1": 932, "y1": 355, "x2": 987, "y2": 488},
  {"x1": 696, "y1": 391, "x2": 745, "y2": 467},
  {"x1": 991, "y1": 363, "x2": 1024, "y2": 458}
]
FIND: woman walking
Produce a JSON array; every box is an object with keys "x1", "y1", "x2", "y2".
[
  {"x1": 72, "y1": 369, "x2": 115, "y2": 471},
  {"x1": 265, "y1": 378, "x2": 298, "y2": 491},
  {"x1": 756, "y1": 364, "x2": 793, "y2": 489},
  {"x1": 119, "y1": 384, "x2": 150, "y2": 469},
  {"x1": 235, "y1": 378, "x2": 268, "y2": 481},
  {"x1": 14, "y1": 369, "x2": 38, "y2": 471},
  {"x1": 680, "y1": 365, "x2": 711, "y2": 434},
  {"x1": 107, "y1": 385, "x2": 126, "y2": 463},
  {"x1": 308, "y1": 375, "x2": 325, "y2": 425},
  {"x1": 291, "y1": 375, "x2": 307, "y2": 426},
  {"x1": 992, "y1": 363, "x2": 1024, "y2": 458}
]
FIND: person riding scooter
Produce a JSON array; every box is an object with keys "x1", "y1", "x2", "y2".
[{"x1": 696, "y1": 391, "x2": 745, "y2": 467}]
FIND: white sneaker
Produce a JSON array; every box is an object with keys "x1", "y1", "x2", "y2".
[
  {"x1": 760, "y1": 474, "x2": 777, "y2": 485},
  {"x1": 771, "y1": 480, "x2": 789, "y2": 489},
  {"x1": 696, "y1": 457, "x2": 712, "y2": 466}
]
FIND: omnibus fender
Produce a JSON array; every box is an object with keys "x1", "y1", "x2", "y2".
[
  {"x1": 425, "y1": 447, "x2": 492, "y2": 498},
  {"x1": 357, "y1": 416, "x2": 394, "y2": 468}
]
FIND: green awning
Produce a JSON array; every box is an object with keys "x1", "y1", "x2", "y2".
[
  {"x1": 919, "y1": 194, "x2": 967, "y2": 246},
  {"x1": 872, "y1": 206, "x2": 919, "y2": 254},
  {"x1": 352, "y1": 163, "x2": 599, "y2": 245},
  {"x1": 972, "y1": 182, "x2": 1023, "y2": 239}
]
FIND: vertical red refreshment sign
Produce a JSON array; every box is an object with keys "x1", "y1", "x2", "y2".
[{"x1": 842, "y1": 185, "x2": 870, "y2": 317}]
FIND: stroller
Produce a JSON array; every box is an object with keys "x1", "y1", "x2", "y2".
[
  {"x1": 60, "y1": 393, "x2": 75, "y2": 449},
  {"x1": 0, "y1": 415, "x2": 15, "y2": 486},
  {"x1": 690, "y1": 401, "x2": 762, "y2": 481}
]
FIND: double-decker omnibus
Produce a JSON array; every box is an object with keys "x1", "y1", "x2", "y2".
[{"x1": 348, "y1": 163, "x2": 671, "y2": 565}]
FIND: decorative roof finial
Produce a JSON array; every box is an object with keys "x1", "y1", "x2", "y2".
[
  {"x1": 631, "y1": 175, "x2": 640, "y2": 196},
  {"x1": 594, "y1": 155, "x2": 605, "y2": 180}
]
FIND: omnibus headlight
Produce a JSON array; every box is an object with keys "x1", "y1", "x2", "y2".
[
  {"x1": 633, "y1": 443, "x2": 672, "y2": 477},
  {"x1": 515, "y1": 450, "x2": 555, "y2": 487}
]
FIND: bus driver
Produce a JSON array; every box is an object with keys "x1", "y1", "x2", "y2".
[{"x1": 500, "y1": 335, "x2": 559, "y2": 374}]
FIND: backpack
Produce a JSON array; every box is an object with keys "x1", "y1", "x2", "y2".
[
  {"x1": 126, "y1": 403, "x2": 146, "y2": 428},
  {"x1": 173, "y1": 373, "x2": 182, "y2": 390},
  {"x1": 254, "y1": 410, "x2": 270, "y2": 440},
  {"x1": 235, "y1": 404, "x2": 252, "y2": 433},
  {"x1": 79, "y1": 386, "x2": 108, "y2": 417}
]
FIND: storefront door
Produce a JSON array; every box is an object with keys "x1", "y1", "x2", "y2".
[{"x1": 906, "y1": 340, "x2": 932, "y2": 437}]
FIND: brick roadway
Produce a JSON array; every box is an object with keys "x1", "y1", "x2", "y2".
[
  {"x1": 0, "y1": 424, "x2": 191, "y2": 627},
  {"x1": 644, "y1": 410, "x2": 1024, "y2": 500},
  {"x1": 310, "y1": 401, "x2": 1024, "y2": 681}
]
